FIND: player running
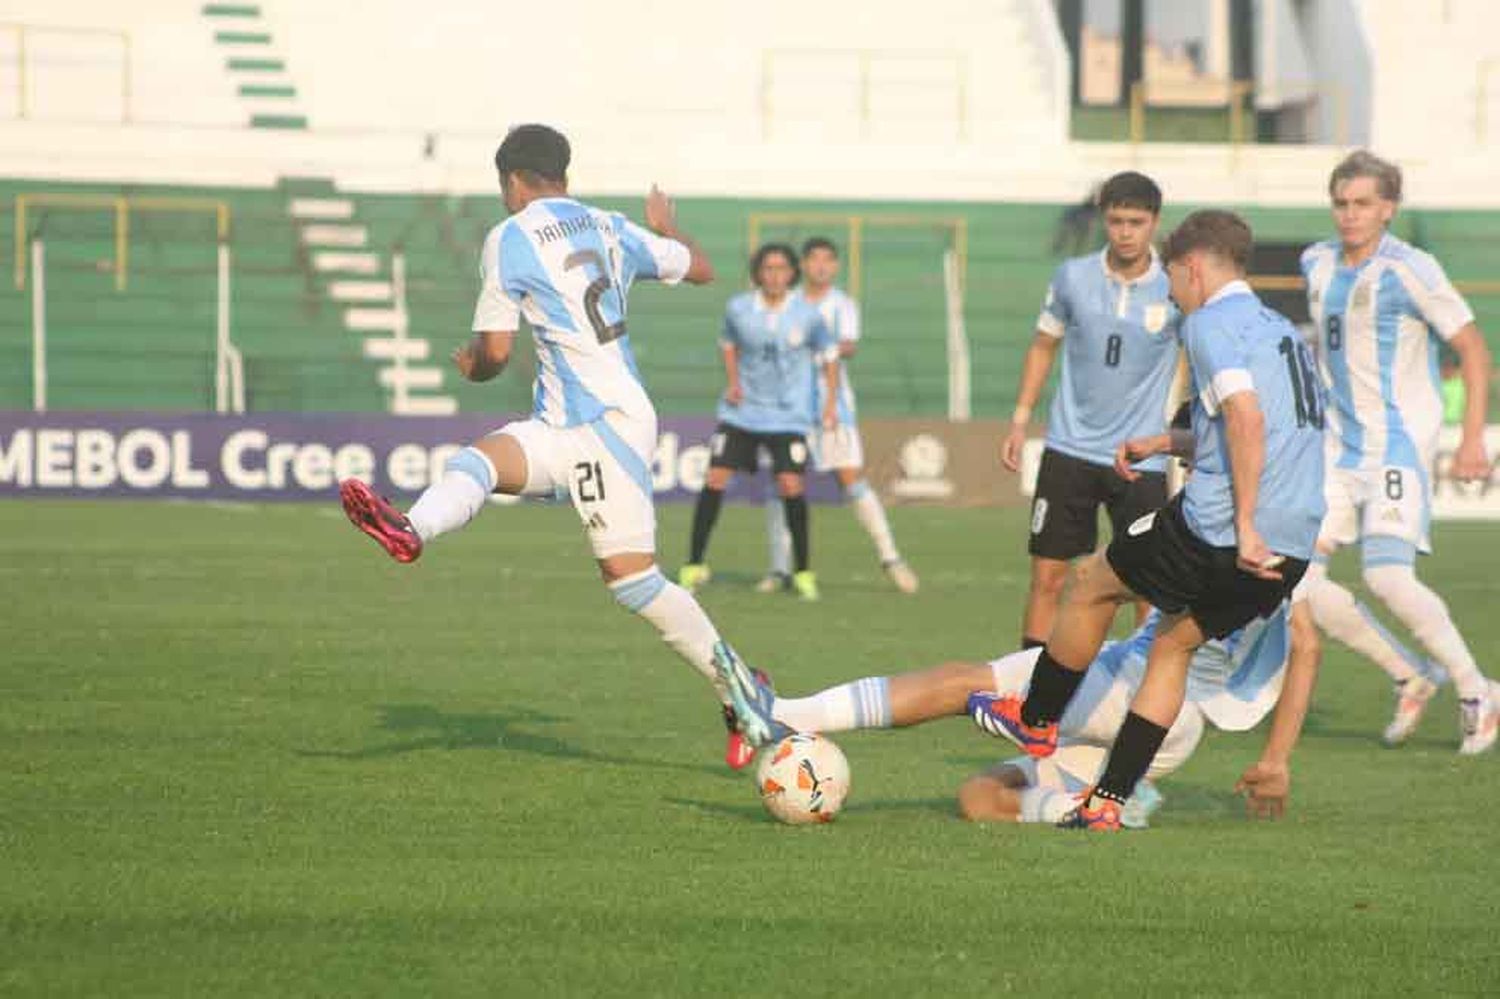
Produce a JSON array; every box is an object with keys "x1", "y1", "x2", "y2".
[
  {"x1": 945, "y1": 211, "x2": 1326, "y2": 831},
  {"x1": 1299, "y1": 151, "x2": 1498, "y2": 754},
  {"x1": 721, "y1": 594, "x2": 1317, "y2": 827},
  {"x1": 681, "y1": 244, "x2": 838, "y2": 602},
  {"x1": 758, "y1": 238, "x2": 919, "y2": 595},
  {"x1": 337, "y1": 124, "x2": 760, "y2": 769},
  {"x1": 1000, "y1": 172, "x2": 1182, "y2": 650}
]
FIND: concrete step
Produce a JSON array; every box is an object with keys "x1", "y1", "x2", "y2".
[
  {"x1": 363, "y1": 337, "x2": 430, "y2": 362},
  {"x1": 392, "y1": 394, "x2": 459, "y2": 416},
  {"x1": 300, "y1": 223, "x2": 368, "y2": 247},
  {"x1": 343, "y1": 307, "x2": 402, "y2": 331},
  {"x1": 312, "y1": 251, "x2": 380, "y2": 275},
  {"x1": 378, "y1": 366, "x2": 445, "y2": 390},
  {"x1": 290, "y1": 197, "x2": 355, "y2": 220},
  {"x1": 327, "y1": 280, "x2": 393, "y2": 302}
]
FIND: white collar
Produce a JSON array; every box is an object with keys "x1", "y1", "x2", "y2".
[
  {"x1": 1098, "y1": 246, "x2": 1162, "y2": 285},
  {"x1": 754, "y1": 291, "x2": 792, "y2": 312},
  {"x1": 1204, "y1": 279, "x2": 1253, "y2": 308}
]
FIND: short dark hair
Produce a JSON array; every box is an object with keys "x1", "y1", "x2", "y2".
[
  {"x1": 1162, "y1": 209, "x2": 1253, "y2": 271},
  {"x1": 1328, "y1": 149, "x2": 1402, "y2": 203},
  {"x1": 494, "y1": 124, "x2": 570, "y2": 183},
  {"x1": 1097, "y1": 171, "x2": 1163, "y2": 215},
  {"x1": 750, "y1": 242, "x2": 800, "y2": 286},
  {"x1": 801, "y1": 236, "x2": 838, "y2": 259}
]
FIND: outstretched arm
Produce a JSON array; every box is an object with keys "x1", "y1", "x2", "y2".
[{"x1": 1235, "y1": 600, "x2": 1321, "y2": 818}]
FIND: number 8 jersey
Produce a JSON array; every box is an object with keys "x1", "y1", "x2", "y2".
[
  {"x1": 472, "y1": 197, "x2": 691, "y2": 428},
  {"x1": 1300, "y1": 233, "x2": 1474, "y2": 472},
  {"x1": 1036, "y1": 249, "x2": 1182, "y2": 470}
]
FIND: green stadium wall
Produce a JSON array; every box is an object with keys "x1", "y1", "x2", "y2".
[{"x1": 2, "y1": 178, "x2": 1497, "y2": 419}]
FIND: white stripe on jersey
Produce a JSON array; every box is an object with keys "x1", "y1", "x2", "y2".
[
  {"x1": 802, "y1": 287, "x2": 861, "y2": 425},
  {"x1": 1302, "y1": 233, "x2": 1474, "y2": 470}
]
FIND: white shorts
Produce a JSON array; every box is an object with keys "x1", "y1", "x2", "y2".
[
  {"x1": 811, "y1": 423, "x2": 864, "y2": 472},
  {"x1": 495, "y1": 412, "x2": 657, "y2": 559},
  {"x1": 1320, "y1": 462, "x2": 1431, "y2": 553},
  {"x1": 986, "y1": 648, "x2": 1206, "y2": 791}
]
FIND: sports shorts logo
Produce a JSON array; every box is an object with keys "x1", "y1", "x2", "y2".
[
  {"x1": 1127, "y1": 511, "x2": 1157, "y2": 537},
  {"x1": 1031, "y1": 498, "x2": 1049, "y2": 535},
  {"x1": 789, "y1": 440, "x2": 808, "y2": 465}
]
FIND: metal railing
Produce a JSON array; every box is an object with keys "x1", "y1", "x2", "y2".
[
  {"x1": 1, "y1": 22, "x2": 132, "y2": 122},
  {"x1": 16, "y1": 193, "x2": 243, "y2": 414}
]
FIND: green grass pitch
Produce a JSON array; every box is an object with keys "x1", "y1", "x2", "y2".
[{"x1": 3, "y1": 499, "x2": 1497, "y2": 995}]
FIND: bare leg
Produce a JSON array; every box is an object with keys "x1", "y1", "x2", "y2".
[
  {"x1": 1045, "y1": 551, "x2": 1134, "y2": 671},
  {"x1": 957, "y1": 765, "x2": 1029, "y2": 823},
  {"x1": 1022, "y1": 556, "x2": 1070, "y2": 645}
]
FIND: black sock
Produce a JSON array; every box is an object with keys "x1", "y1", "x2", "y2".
[
  {"x1": 1021, "y1": 636, "x2": 1047, "y2": 651},
  {"x1": 1020, "y1": 649, "x2": 1085, "y2": 728},
  {"x1": 689, "y1": 487, "x2": 724, "y2": 564},
  {"x1": 782, "y1": 495, "x2": 810, "y2": 573},
  {"x1": 1094, "y1": 711, "x2": 1170, "y2": 804}
]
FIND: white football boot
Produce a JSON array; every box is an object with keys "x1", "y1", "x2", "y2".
[
  {"x1": 1457, "y1": 682, "x2": 1499, "y2": 756},
  {"x1": 1382, "y1": 674, "x2": 1439, "y2": 747}
]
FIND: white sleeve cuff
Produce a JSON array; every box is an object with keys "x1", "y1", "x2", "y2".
[
  {"x1": 1036, "y1": 312, "x2": 1064, "y2": 338},
  {"x1": 1199, "y1": 368, "x2": 1254, "y2": 415}
]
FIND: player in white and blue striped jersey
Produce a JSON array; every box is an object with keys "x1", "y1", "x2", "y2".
[
  {"x1": 1299, "y1": 150, "x2": 1498, "y2": 754},
  {"x1": 1001, "y1": 172, "x2": 1182, "y2": 650},
  {"x1": 718, "y1": 589, "x2": 1320, "y2": 828},
  {"x1": 759, "y1": 238, "x2": 918, "y2": 595},
  {"x1": 682, "y1": 244, "x2": 838, "y2": 604},
  {"x1": 338, "y1": 124, "x2": 765, "y2": 770}
]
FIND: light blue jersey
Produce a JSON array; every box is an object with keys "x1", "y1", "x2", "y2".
[
  {"x1": 1097, "y1": 604, "x2": 1297, "y2": 732},
  {"x1": 718, "y1": 291, "x2": 834, "y2": 434},
  {"x1": 800, "y1": 287, "x2": 861, "y2": 426},
  {"x1": 1037, "y1": 250, "x2": 1182, "y2": 470},
  {"x1": 472, "y1": 197, "x2": 690, "y2": 428},
  {"x1": 1181, "y1": 282, "x2": 1327, "y2": 558},
  {"x1": 1301, "y1": 233, "x2": 1474, "y2": 472}
]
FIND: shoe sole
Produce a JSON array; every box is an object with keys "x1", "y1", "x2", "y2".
[{"x1": 340, "y1": 480, "x2": 421, "y2": 563}]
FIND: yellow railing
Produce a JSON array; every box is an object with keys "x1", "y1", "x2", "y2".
[
  {"x1": 760, "y1": 48, "x2": 968, "y2": 141},
  {"x1": 746, "y1": 212, "x2": 967, "y2": 301},
  {"x1": 14, "y1": 193, "x2": 232, "y2": 292},
  {"x1": 1, "y1": 23, "x2": 132, "y2": 122},
  {"x1": 1128, "y1": 80, "x2": 1350, "y2": 147}
]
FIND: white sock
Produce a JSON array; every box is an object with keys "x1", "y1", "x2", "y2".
[
  {"x1": 610, "y1": 567, "x2": 728, "y2": 703},
  {"x1": 1365, "y1": 564, "x2": 1489, "y2": 700},
  {"x1": 1303, "y1": 562, "x2": 1426, "y2": 684},
  {"x1": 766, "y1": 497, "x2": 792, "y2": 577},
  {"x1": 406, "y1": 446, "x2": 496, "y2": 543},
  {"x1": 771, "y1": 676, "x2": 891, "y2": 733},
  {"x1": 848, "y1": 480, "x2": 900, "y2": 564}
]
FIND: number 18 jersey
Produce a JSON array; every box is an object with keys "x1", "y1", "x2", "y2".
[
  {"x1": 1036, "y1": 250, "x2": 1181, "y2": 470},
  {"x1": 472, "y1": 196, "x2": 691, "y2": 428}
]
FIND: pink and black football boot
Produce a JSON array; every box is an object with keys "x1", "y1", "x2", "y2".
[{"x1": 339, "y1": 479, "x2": 423, "y2": 563}]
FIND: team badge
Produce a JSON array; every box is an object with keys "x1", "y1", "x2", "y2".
[
  {"x1": 786, "y1": 326, "x2": 806, "y2": 348},
  {"x1": 1352, "y1": 283, "x2": 1372, "y2": 309},
  {"x1": 1143, "y1": 303, "x2": 1169, "y2": 334}
]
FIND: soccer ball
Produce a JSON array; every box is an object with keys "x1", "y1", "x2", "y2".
[{"x1": 754, "y1": 733, "x2": 850, "y2": 825}]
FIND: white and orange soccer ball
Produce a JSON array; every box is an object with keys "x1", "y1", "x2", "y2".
[{"x1": 754, "y1": 733, "x2": 850, "y2": 825}]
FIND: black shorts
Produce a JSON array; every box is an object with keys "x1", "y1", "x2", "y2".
[
  {"x1": 1028, "y1": 448, "x2": 1168, "y2": 561},
  {"x1": 1105, "y1": 494, "x2": 1309, "y2": 639},
  {"x1": 709, "y1": 423, "x2": 810, "y2": 475}
]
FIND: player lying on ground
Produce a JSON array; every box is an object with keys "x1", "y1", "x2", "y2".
[
  {"x1": 759, "y1": 237, "x2": 919, "y2": 595},
  {"x1": 1299, "y1": 150, "x2": 1498, "y2": 753},
  {"x1": 337, "y1": 124, "x2": 764, "y2": 770},
  {"x1": 718, "y1": 593, "x2": 1319, "y2": 826},
  {"x1": 932, "y1": 212, "x2": 1330, "y2": 830},
  {"x1": 681, "y1": 243, "x2": 839, "y2": 603},
  {"x1": 1000, "y1": 171, "x2": 1182, "y2": 649}
]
